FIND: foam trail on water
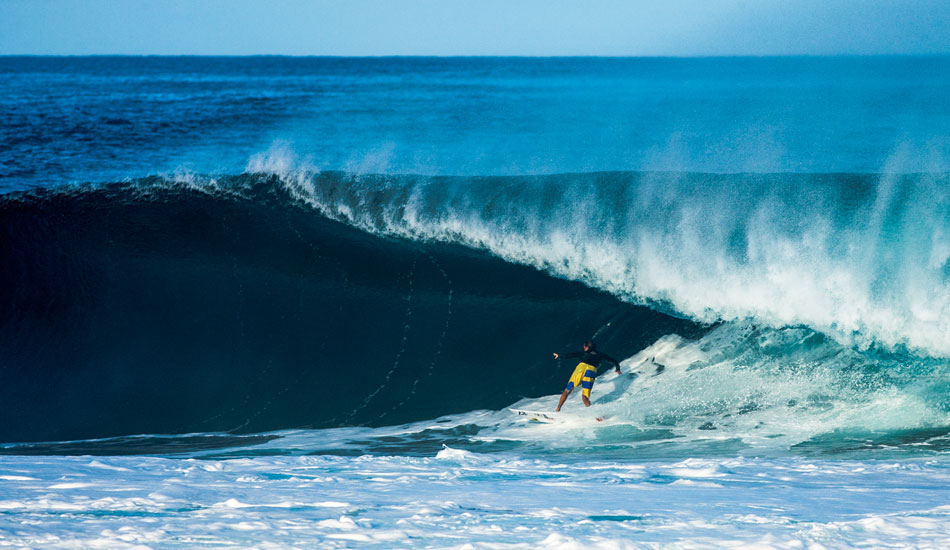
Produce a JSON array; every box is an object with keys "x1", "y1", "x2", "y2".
[{"x1": 493, "y1": 322, "x2": 950, "y2": 456}]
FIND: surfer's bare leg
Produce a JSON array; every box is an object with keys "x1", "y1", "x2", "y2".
[
  {"x1": 555, "y1": 389, "x2": 571, "y2": 412},
  {"x1": 582, "y1": 395, "x2": 591, "y2": 407}
]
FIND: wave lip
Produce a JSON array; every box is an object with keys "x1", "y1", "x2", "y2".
[{"x1": 254, "y1": 167, "x2": 950, "y2": 358}]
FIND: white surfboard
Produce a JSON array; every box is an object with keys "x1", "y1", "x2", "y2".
[
  {"x1": 508, "y1": 408, "x2": 559, "y2": 423},
  {"x1": 509, "y1": 408, "x2": 608, "y2": 423}
]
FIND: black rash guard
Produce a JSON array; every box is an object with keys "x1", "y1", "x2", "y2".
[{"x1": 558, "y1": 349, "x2": 621, "y2": 375}]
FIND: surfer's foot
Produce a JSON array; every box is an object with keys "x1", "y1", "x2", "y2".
[{"x1": 596, "y1": 417, "x2": 603, "y2": 422}]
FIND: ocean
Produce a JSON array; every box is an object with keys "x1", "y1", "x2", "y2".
[{"x1": 2, "y1": 56, "x2": 950, "y2": 548}]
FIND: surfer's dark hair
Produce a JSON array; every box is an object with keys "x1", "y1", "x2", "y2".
[{"x1": 584, "y1": 340, "x2": 596, "y2": 350}]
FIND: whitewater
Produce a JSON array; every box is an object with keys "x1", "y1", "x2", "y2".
[{"x1": 3, "y1": 56, "x2": 950, "y2": 548}]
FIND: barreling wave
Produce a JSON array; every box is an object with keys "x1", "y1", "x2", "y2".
[
  {"x1": 3, "y1": 166, "x2": 950, "y2": 450},
  {"x1": 0, "y1": 176, "x2": 700, "y2": 443}
]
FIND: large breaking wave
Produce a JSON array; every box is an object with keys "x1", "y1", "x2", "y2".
[
  {"x1": 0, "y1": 175, "x2": 699, "y2": 443},
  {"x1": 3, "y1": 167, "x2": 950, "y2": 452}
]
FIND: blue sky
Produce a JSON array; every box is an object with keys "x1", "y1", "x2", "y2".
[{"x1": 2, "y1": 0, "x2": 949, "y2": 56}]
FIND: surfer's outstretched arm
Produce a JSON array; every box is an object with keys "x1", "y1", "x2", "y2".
[{"x1": 599, "y1": 352, "x2": 622, "y2": 374}]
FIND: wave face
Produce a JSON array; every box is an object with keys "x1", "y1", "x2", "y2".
[
  {"x1": 3, "y1": 169, "x2": 950, "y2": 454},
  {"x1": 0, "y1": 177, "x2": 700, "y2": 443}
]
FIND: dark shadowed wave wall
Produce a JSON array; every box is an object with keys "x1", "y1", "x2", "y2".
[{"x1": 0, "y1": 178, "x2": 702, "y2": 443}]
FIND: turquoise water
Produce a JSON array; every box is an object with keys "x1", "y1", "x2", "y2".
[{"x1": 4, "y1": 56, "x2": 950, "y2": 191}]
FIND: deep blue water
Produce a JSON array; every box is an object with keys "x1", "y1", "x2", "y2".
[
  {"x1": 4, "y1": 56, "x2": 950, "y2": 192},
  {"x1": 2, "y1": 57, "x2": 950, "y2": 458}
]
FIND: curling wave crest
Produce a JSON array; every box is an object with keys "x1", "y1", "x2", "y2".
[{"x1": 252, "y1": 162, "x2": 950, "y2": 358}]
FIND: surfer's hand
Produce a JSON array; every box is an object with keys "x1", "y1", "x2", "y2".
[{"x1": 553, "y1": 353, "x2": 559, "y2": 359}]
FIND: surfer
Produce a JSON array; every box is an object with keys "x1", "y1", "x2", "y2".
[{"x1": 553, "y1": 340, "x2": 621, "y2": 411}]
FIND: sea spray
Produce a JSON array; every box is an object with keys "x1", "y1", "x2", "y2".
[{"x1": 251, "y1": 168, "x2": 950, "y2": 358}]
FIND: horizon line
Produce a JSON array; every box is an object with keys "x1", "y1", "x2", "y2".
[{"x1": 3, "y1": 53, "x2": 950, "y2": 59}]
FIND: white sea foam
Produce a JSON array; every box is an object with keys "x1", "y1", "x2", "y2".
[
  {"x1": 1, "y1": 454, "x2": 948, "y2": 549},
  {"x1": 436, "y1": 445, "x2": 477, "y2": 460},
  {"x1": 484, "y1": 322, "x2": 950, "y2": 453}
]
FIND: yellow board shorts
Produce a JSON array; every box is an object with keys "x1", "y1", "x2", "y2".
[{"x1": 565, "y1": 362, "x2": 597, "y2": 398}]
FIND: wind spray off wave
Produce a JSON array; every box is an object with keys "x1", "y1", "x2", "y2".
[{"x1": 253, "y1": 162, "x2": 950, "y2": 358}]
